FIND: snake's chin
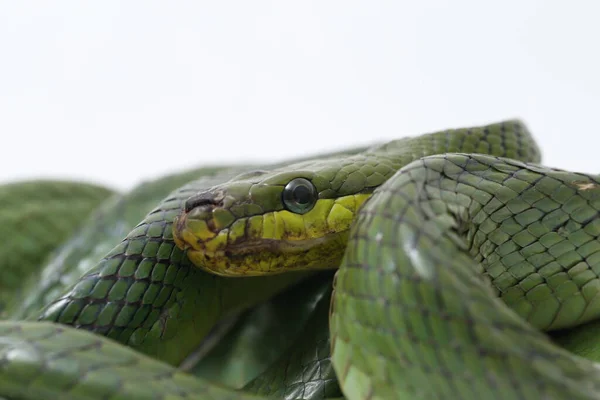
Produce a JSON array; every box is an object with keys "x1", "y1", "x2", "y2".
[
  {"x1": 173, "y1": 210, "x2": 349, "y2": 276},
  {"x1": 175, "y1": 227, "x2": 345, "y2": 276},
  {"x1": 199, "y1": 237, "x2": 341, "y2": 275}
]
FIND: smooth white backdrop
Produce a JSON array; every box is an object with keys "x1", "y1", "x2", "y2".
[{"x1": 1, "y1": 1, "x2": 598, "y2": 190}]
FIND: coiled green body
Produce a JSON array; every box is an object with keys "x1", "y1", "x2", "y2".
[{"x1": 1, "y1": 120, "x2": 600, "y2": 399}]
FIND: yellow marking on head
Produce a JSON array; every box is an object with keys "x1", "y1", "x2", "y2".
[
  {"x1": 176, "y1": 193, "x2": 375, "y2": 275},
  {"x1": 277, "y1": 210, "x2": 306, "y2": 240},
  {"x1": 187, "y1": 219, "x2": 216, "y2": 241},
  {"x1": 304, "y1": 199, "x2": 335, "y2": 237},
  {"x1": 262, "y1": 213, "x2": 276, "y2": 239},
  {"x1": 334, "y1": 194, "x2": 356, "y2": 210},
  {"x1": 352, "y1": 194, "x2": 371, "y2": 211},
  {"x1": 228, "y1": 219, "x2": 246, "y2": 243},
  {"x1": 205, "y1": 232, "x2": 227, "y2": 253},
  {"x1": 247, "y1": 215, "x2": 263, "y2": 238},
  {"x1": 259, "y1": 258, "x2": 272, "y2": 272},
  {"x1": 179, "y1": 227, "x2": 200, "y2": 249},
  {"x1": 327, "y1": 203, "x2": 354, "y2": 232},
  {"x1": 326, "y1": 194, "x2": 371, "y2": 234},
  {"x1": 274, "y1": 211, "x2": 287, "y2": 239}
]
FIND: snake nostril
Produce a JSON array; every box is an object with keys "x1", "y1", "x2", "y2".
[{"x1": 184, "y1": 192, "x2": 218, "y2": 213}]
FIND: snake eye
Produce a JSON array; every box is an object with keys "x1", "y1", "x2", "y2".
[{"x1": 282, "y1": 178, "x2": 317, "y2": 214}]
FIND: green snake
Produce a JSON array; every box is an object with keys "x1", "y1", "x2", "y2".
[{"x1": 2, "y1": 120, "x2": 600, "y2": 399}]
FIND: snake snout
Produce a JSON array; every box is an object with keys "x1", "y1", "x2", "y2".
[{"x1": 184, "y1": 191, "x2": 222, "y2": 213}]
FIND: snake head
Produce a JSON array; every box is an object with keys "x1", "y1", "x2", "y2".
[{"x1": 173, "y1": 166, "x2": 372, "y2": 276}]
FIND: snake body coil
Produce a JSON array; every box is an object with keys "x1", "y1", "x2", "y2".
[{"x1": 1, "y1": 120, "x2": 600, "y2": 399}]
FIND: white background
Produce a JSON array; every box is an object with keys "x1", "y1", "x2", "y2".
[{"x1": 1, "y1": 1, "x2": 598, "y2": 191}]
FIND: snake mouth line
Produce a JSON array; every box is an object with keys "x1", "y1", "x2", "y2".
[
  {"x1": 174, "y1": 215, "x2": 331, "y2": 256},
  {"x1": 222, "y1": 236, "x2": 331, "y2": 255},
  {"x1": 174, "y1": 210, "x2": 332, "y2": 251},
  {"x1": 173, "y1": 206, "x2": 350, "y2": 275}
]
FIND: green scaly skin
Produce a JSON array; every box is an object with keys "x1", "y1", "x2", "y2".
[
  {"x1": 2, "y1": 119, "x2": 598, "y2": 399},
  {"x1": 331, "y1": 153, "x2": 600, "y2": 399},
  {"x1": 35, "y1": 170, "x2": 310, "y2": 367},
  {"x1": 0, "y1": 167, "x2": 311, "y2": 399},
  {"x1": 7, "y1": 167, "x2": 237, "y2": 320},
  {"x1": 242, "y1": 277, "x2": 340, "y2": 398},
  {"x1": 0, "y1": 180, "x2": 114, "y2": 316},
  {"x1": 192, "y1": 272, "x2": 340, "y2": 395}
]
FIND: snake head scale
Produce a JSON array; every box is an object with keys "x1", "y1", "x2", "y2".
[{"x1": 173, "y1": 164, "x2": 373, "y2": 276}]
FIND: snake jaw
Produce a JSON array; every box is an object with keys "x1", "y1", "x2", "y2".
[
  {"x1": 173, "y1": 208, "x2": 222, "y2": 251},
  {"x1": 173, "y1": 206, "x2": 349, "y2": 276},
  {"x1": 172, "y1": 214, "x2": 193, "y2": 251},
  {"x1": 173, "y1": 193, "x2": 372, "y2": 275},
  {"x1": 184, "y1": 234, "x2": 346, "y2": 277}
]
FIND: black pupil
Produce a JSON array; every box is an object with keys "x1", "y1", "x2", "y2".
[{"x1": 293, "y1": 185, "x2": 311, "y2": 204}]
